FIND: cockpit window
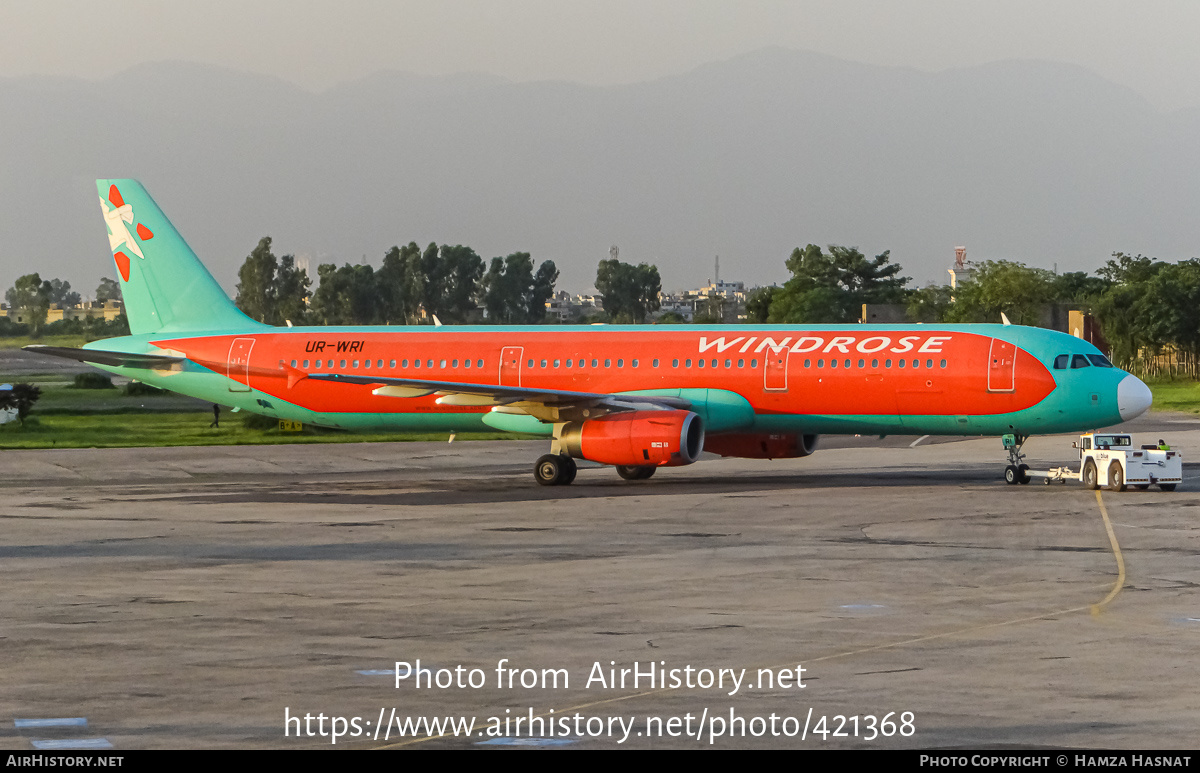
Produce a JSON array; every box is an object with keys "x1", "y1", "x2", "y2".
[
  {"x1": 1053, "y1": 354, "x2": 1069, "y2": 369},
  {"x1": 1087, "y1": 354, "x2": 1114, "y2": 368},
  {"x1": 1071, "y1": 354, "x2": 1091, "y2": 369}
]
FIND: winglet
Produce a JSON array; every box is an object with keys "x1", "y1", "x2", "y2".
[{"x1": 1000, "y1": 312, "x2": 1012, "y2": 326}]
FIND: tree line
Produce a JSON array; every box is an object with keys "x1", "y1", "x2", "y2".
[
  {"x1": 234, "y1": 237, "x2": 561, "y2": 326},
  {"x1": 232, "y1": 237, "x2": 663, "y2": 326},
  {"x1": 7, "y1": 238, "x2": 1199, "y2": 378},
  {"x1": 1, "y1": 274, "x2": 127, "y2": 338},
  {"x1": 743, "y1": 245, "x2": 1200, "y2": 373}
]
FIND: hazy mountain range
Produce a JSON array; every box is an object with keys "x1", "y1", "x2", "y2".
[{"x1": 2, "y1": 47, "x2": 1197, "y2": 296}]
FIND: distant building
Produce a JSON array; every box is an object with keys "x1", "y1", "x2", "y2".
[
  {"x1": 656, "y1": 279, "x2": 750, "y2": 323},
  {"x1": 860, "y1": 304, "x2": 907, "y2": 323},
  {"x1": 543, "y1": 291, "x2": 604, "y2": 322},
  {"x1": 0, "y1": 300, "x2": 123, "y2": 324},
  {"x1": 948, "y1": 245, "x2": 973, "y2": 290}
]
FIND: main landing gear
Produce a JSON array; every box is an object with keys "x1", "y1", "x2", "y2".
[
  {"x1": 533, "y1": 456, "x2": 660, "y2": 485},
  {"x1": 534, "y1": 454, "x2": 577, "y2": 486},
  {"x1": 1002, "y1": 432, "x2": 1031, "y2": 485}
]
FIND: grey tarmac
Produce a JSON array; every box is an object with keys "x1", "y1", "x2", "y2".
[{"x1": 0, "y1": 413, "x2": 1197, "y2": 749}]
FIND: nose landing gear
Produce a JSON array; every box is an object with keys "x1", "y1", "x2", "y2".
[{"x1": 1002, "y1": 433, "x2": 1031, "y2": 485}]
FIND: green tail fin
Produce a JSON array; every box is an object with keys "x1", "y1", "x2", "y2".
[{"x1": 97, "y1": 179, "x2": 264, "y2": 335}]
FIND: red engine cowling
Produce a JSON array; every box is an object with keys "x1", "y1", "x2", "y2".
[
  {"x1": 560, "y1": 410, "x2": 704, "y2": 467},
  {"x1": 703, "y1": 433, "x2": 819, "y2": 460}
]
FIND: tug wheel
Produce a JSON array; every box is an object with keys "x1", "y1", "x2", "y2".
[
  {"x1": 1082, "y1": 460, "x2": 1099, "y2": 490},
  {"x1": 1108, "y1": 462, "x2": 1126, "y2": 492}
]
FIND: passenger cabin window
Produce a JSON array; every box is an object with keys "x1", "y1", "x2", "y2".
[
  {"x1": 1053, "y1": 354, "x2": 1069, "y2": 369},
  {"x1": 1071, "y1": 355, "x2": 1091, "y2": 369}
]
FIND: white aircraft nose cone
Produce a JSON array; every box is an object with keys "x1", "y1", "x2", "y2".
[{"x1": 1117, "y1": 374, "x2": 1152, "y2": 421}]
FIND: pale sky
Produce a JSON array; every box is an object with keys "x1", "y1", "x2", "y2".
[{"x1": 4, "y1": 0, "x2": 1200, "y2": 110}]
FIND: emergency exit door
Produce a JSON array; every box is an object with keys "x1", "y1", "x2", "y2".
[
  {"x1": 500, "y1": 346, "x2": 523, "y2": 387},
  {"x1": 227, "y1": 338, "x2": 255, "y2": 392},
  {"x1": 764, "y1": 349, "x2": 788, "y2": 391}
]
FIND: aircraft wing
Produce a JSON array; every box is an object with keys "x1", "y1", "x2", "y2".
[
  {"x1": 23, "y1": 345, "x2": 186, "y2": 369},
  {"x1": 306, "y1": 372, "x2": 691, "y2": 422}
]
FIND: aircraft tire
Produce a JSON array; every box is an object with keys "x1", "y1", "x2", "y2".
[
  {"x1": 535, "y1": 454, "x2": 566, "y2": 486},
  {"x1": 1004, "y1": 465, "x2": 1019, "y2": 485},
  {"x1": 561, "y1": 456, "x2": 578, "y2": 484},
  {"x1": 1159, "y1": 484, "x2": 1177, "y2": 492},
  {"x1": 617, "y1": 465, "x2": 655, "y2": 481},
  {"x1": 1108, "y1": 462, "x2": 1126, "y2": 492},
  {"x1": 1082, "y1": 460, "x2": 1098, "y2": 490},
  {"x1": 1018, "y1": 463, "x2": 1031, "y2": 484}
]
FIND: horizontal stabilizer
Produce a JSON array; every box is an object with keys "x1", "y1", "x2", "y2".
[{"x1": 23, "y1": 345, "x2": 185, "y2": 370}]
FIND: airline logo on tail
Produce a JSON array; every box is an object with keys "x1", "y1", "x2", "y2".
[{"x1": 99, "y1": 184, "x2": 153, "y2": 281}]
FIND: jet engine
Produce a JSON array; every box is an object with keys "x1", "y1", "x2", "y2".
[
  {"x1": 559, "y1": 410, "x2": 704, "y2": 467},
  {"x1": 703, "y1": 433, "x2": 819, "y2": 460}
]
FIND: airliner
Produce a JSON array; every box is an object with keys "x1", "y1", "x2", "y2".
[{"x1": 27, "y1": 180, "x2": 1153, "y2": 486}]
